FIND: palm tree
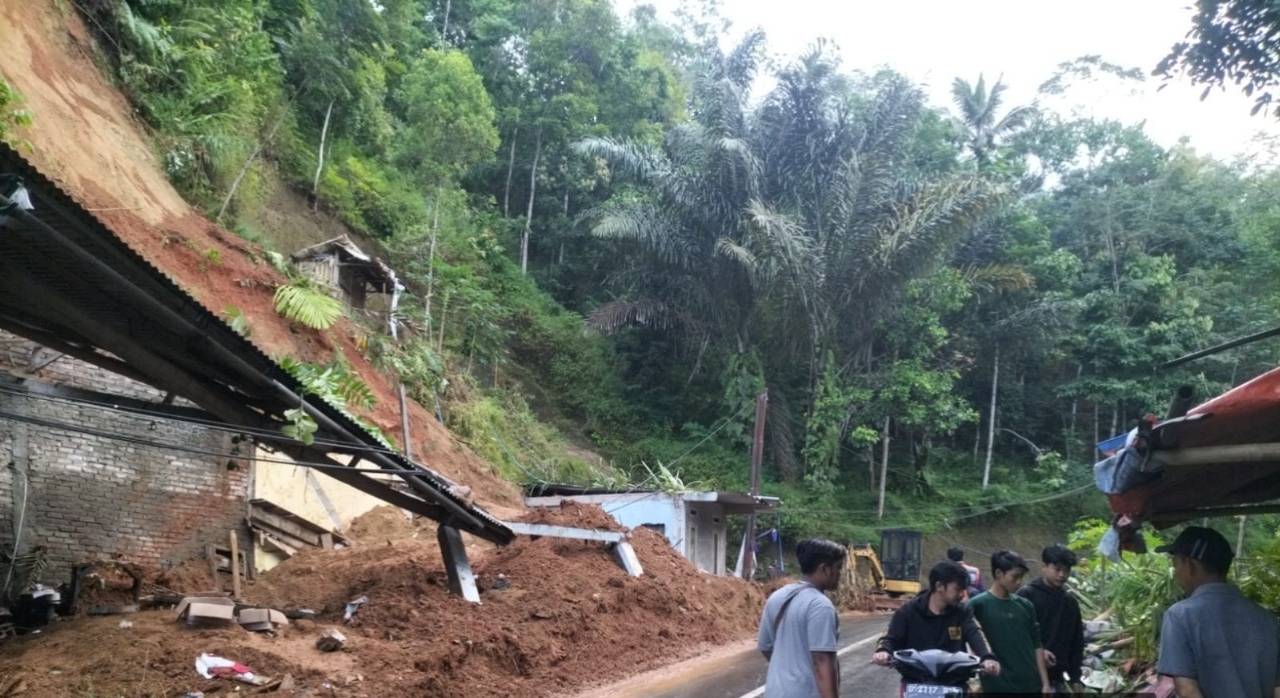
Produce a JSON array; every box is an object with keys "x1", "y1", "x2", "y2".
[
  {"x1": 575, "y1": 47, "x2": 1013, "y2": 482},
  {"x1": 950, "y1": 75, "x2": 1036, "y2": 167}
]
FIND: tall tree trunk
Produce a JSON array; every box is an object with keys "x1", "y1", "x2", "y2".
[
  {"x1": 311, "y1": 99, "x2": 334, "y2": 211},
  {"x1": 442, "y1": 0, "x2": 452, "y2": 38},
  {"x1": 503, "y1": 125, "x2": 518, "y2": 217},
  {"x1": 1110, "y1": 401, "x2": 1119, "y2": 439},
  {"x1": 982, "y1": 344, "x2": 999, "y2": 489},
  {"x1": 878, "y1": 416, "x2": 891, "y2": 519},
  {"x1": 867, "y1": 444, "x2": 876, "y2": 493},
  {"x1": 423, "y1": 198, "x2": 441, "y2": 337},
  {"x1": 1068, "y1": 364, "x2": 1082, "y2": 463},
  {"x1": 558, "y1": 190, "x2": 569, "y2": 265},
  {"x1": 437, "y1": 289, "x2": 450, "y2": 354},
  {"x1": 1238, "y1": 515, "x2": 1248, "y2": 557},
  {"x1": 521, "y1": 126, "x2": 543, "y2": 274},
  {"x1": 1093, "y1": 403, "x2": 1100, "y2": 451},
  {"x1": 216, "y1": 111, "x2": 287, "y2": 223}
]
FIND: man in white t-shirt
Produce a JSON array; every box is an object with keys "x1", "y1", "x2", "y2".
[{"x1": 757, "y1": 539, "x2": 846, "y2": 698}]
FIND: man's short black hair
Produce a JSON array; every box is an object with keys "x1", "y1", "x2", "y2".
[
  {"x1": 1042, "y1": 543, "x2": 1078, "y2": 568},
  {"x1": 991, "y1": 549, "x2": 1029, "y2": 575},
  {"x1": 797, "y1": 539, "x2": 846, "y2": 575},
  {"x1": 946, "y1": 546, "x2": 964, "y2": 562},
  {"x1": 929, "y1": 560, "x2": 969, "y2": 591}
]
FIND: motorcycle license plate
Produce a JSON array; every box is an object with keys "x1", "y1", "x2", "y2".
[{"x1": 904, "y1": 685, "x2": 964, "y2": 697}]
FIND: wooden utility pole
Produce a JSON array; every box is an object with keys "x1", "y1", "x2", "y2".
[
  {"x1": 742, "y1": 390, "x2": 768, "y2": 581},
  {"x1": 229, "y1": 531, "x2": 242, "y2": 599}
]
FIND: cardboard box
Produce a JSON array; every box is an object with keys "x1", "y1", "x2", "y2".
[
  {"x1": 176, "y1": 597, "x2": 236, "y2": 626},
  {"x1": 237, "y1": 607, "x2": 289, "y2": 631}
]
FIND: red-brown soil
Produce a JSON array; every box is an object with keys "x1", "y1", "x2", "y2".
[{"x1": 0, "y1": 502, "x2": 767, "y2": 697}]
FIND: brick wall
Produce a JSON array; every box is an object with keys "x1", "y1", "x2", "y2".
[{"x1": 0, "y1": 331, "x2": 249, "y2": 583}]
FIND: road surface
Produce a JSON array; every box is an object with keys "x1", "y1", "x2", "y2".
[{"x1": 596, "y1": 614, "x2": 902, "y2": 698}]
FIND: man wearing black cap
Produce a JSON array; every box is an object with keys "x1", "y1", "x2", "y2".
[{"x1": 1156, "y1": 525, "x2": 1280, "y2": 698}]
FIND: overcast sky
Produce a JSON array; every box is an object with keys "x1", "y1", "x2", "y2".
[{"x1": 618, "y1": 0, "x2": 1280, "y2": 163}]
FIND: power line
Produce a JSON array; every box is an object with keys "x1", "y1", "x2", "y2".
[
  {"x1": 776, "y1": 480, "x2": 1095, "y2": 522},
  {"x1": 0, "y1": 382, "x2": 418, "y2": 460}
]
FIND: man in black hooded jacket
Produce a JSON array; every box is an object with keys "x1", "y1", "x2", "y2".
[
  {"x1": 872, "y1": 561, "x2": 1000, "y2": 685},
  {"x1": 1017, "y1": 544, "x2": 1085, "y2": 693}
]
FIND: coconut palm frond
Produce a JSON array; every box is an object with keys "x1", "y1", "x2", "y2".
[
  {"x1": 715, "y1": 236, "x2": 759, "y2": 273},
  {"x1": 767, "y1": 387, "x2": 802, "y2": 483},
  {"x1": 585, "y1": 298, "x2": 674, "y2": 336},
  {"x1": 573, "y1": 137, "x2": 664, "y2": 181},
  {"x1": 961, "y1": 263, "x2": 1036, "y2": 295}
]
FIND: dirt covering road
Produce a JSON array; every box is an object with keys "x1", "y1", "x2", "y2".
[{"x1": 0, "y1": 503, "x2": 768, "y2": 697}]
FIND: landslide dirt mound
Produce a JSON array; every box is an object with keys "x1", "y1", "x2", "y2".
[
  {"x1": 344, "y1": 504, "x2": 437, "y2": 544},
  {"x1": 249, "y1": 501, "x2": 766, "y2": 697},
  {"x1": 0, "y1": 503, "x2": 768, "y2": 697},
  {"x1": 0, "y1": 0, "x2": 521, "y2": 511}
]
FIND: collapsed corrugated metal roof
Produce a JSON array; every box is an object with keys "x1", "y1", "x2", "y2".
[
  {"x1": 1095, "y1": 366, "x2": 1280, "y2": 556},
  {"x1": 0, "y1": 142, "x2": 512, "y2": 545}
]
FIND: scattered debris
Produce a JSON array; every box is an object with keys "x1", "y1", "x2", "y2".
[
  {"x1": 194, "y1": 653, "x2": 269, "y2": 685},
  {"x1": 315, "y1": 628, "x2": 346, "y2": 652},
  {"x1": 175, "y1": 597, "x2": 236, "y2": 626},
  {"x1": 342, "y1": 595, "x2": 368, "y2": 623},
  {"x1": 87, "y1": 604, "x2": 139, "y2": 616},
  {"x1": 237, "y1": 608, "x2": 289, "y2": 632},
  {"x1": 0, "y1": 503, "x2": 766, "y2": 698},
  {"x1": 117, "y1": 620, "x2": 132, "y2": 629}
]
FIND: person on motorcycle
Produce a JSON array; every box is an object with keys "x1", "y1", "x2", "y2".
[
  {"x1": 871, "y1": 560, "x2": 1000, "y2": 684},
  {"x1": 968, "y1": 550, "x2": 1053, "y2": 694},
  {"x1": 1017, "y1": 543, "x2": 1085, "y2": 694},
  {"x1": 947, "y1": 546, "x2": 984, "y2": 599},
  {"x1": 757, "y1": 539, "x2": 845, "y2": 698}
]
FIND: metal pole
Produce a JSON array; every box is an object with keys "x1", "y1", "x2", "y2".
[{"x1": 743, "y1": 389, "x2": 768, "y2": 580}]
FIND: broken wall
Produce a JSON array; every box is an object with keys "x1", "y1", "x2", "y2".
[
  {"x1": 252, "y1": 448, "x2": 389, "y2": 534},
  {"x1": 0, "y1": 331, "x2": 249, "y2": 583}
]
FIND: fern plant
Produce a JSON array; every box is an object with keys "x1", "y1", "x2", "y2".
[
  {"x1": 278, "y1": 354, "x2": 391, "y2": 448},
  {"x1": 273, "y1": 276, "x2": 344, "y2": 330},
  {"x1": 222, "y1": 304, "x2": 252, "y2": 338},
  {"x1": 0, "y1": 79, "x2": 33, "y2": 149}
]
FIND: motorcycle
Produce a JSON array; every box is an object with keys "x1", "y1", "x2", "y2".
[{"x1": 891, "y1": 649, "x2": 982, "y2": 697}]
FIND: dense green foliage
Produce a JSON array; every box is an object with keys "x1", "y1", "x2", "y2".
[{"x1": 74, "y1": 1, "x2": 1280, "y2": 544}]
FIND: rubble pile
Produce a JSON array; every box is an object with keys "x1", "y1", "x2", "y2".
[{"x1": 0, "y1": 503, "x2": 767, "y2": 697}]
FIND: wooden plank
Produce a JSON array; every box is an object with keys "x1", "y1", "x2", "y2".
[
  {"x1": 250, "y1": 524, "x2": 312, "y2": 553},
  {"x1": 249, "y1": 507, "x2": 323, "y2": 547},
  {"x1": 206, "y1": 544, "x2": 219, "y2": 590},
  {"x1": 257, "y1": 530, "x2": 299, "y2": 557},
  {"x1": 230, "y1": 531, "x2": 242, "y2": 599}
]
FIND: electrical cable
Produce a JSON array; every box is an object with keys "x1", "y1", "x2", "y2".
[
  {"x1": 0, "y1": 383, "x2": 412, "y2": 459},
  {"x1": 0, "y1": 406, "x2": 420, "y2": 477}
]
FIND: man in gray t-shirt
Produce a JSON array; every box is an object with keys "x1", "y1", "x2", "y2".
[
  {"x1": 757, "y1": 539, "x2": 845, "y2": 698},
  {"x1": 1155, "y1": 526, "x2": 1280, "y2": 698}
]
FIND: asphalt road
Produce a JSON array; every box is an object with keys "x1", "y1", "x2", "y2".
[{"x1": 604, "y1": 614, "x2": 902, "y2": 698}]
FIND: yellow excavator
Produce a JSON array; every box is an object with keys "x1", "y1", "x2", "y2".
[{"x1": 843, "y1": 529, "x2": 922, "y2": 610}]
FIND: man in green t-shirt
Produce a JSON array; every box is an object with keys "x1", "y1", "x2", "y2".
[{"x1": 968, "y1": 550, "x2": 1052, "y2": 694}]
